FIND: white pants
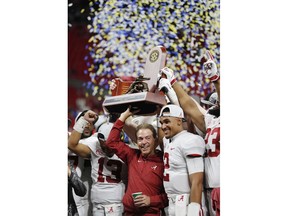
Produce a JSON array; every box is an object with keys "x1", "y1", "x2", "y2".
[
  {"x1": 92, "y1": 203, "x2": 123, "y2": 216},
  {"x1": 73, "y1": 161, "x2": 93, "y2": 216},
  {"x1": 73, "y1": 180, "x2": 93, "y2": 216},
  {"x1": 167, "y1": 192, "x2": 209, "y2": 216}
]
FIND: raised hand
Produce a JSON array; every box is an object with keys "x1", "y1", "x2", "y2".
[
  {"x1": 203, "y1": 50, "x2": 220, "y2": 82},
  {"x1": 119, "y1": 106, "x2": 140, "y2": 122},
  {"x1": 83, "y1": 110, "x2": 98, "y2": 124},
  {"x1": 158, "y1": 67, "x2": 177, "y2": 85},
  {"x1": 158, "y1": 78, "x2": 180, "y2": 105}
]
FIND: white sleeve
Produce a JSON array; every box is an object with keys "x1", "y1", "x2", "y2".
[
  {"x1": 186, "y1": 157, "x2": 204, "y2": 174},
  {"x1": 181, "y1": 134, "x2": 205, "y2": 157},
  {"x1": 81, "y1": 136, "x2": 99, "y2": 153}
]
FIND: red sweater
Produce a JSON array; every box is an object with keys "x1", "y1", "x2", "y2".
[{"x1": 106, "y1": 119, "x2": 168, "y2": 216}]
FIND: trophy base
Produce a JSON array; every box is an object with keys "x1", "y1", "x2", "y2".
[{"x1": 102, "y1": 92, "x2": 166, "y2": 115}]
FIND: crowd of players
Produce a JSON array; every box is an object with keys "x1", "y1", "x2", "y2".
[{"x1": 68, "y1": 51, "x2": 220, "y2": 216}]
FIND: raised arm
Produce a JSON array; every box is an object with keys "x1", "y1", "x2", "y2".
[
  {"x1": 158, "y1": 67, "x2": 206, "y2": 133},
  {"x1": 106, "y1": 107, "x2": 140, "y2": 163},
  {"x1": 173, "y1": 82, "x2": 206, "y2": 132},
  {"x1": 122, "y1": 116, "x2": 138, "y2": 143},
  {"x1": 212, "y1": 79, "x2": 220, "y2": 103},
  {"x1": 68, "y1": 130, "x2": 91, "y2": 158},
  {"x1": 203, "y1": 50, "x2": 220, "y2": 103},
  {"x1": 68, "y1": 110, "x2": 97, "y2": 158}
]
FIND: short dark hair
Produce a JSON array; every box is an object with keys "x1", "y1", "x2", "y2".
[{"x1": 135, "y1": 123, "x2": 157, "y2": 139}]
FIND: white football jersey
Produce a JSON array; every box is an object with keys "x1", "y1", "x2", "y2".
[
  {"x1": 204, "y1": 113, "x2": 220, "y2": 188},
  {"x1": 85, "y1": 134, "x2": 127, "y2": 204},
  {"x1": 163, "y1": 130, "x2": 205, "y2": 195}
]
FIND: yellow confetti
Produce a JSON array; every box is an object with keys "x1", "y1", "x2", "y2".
[{"x1": 169, "y1": 25, "x2": 177, "y2": 33}]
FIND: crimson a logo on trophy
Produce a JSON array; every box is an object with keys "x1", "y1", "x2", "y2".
[{"x1": 149, "y1": 50, "x2": 159, "y2": 63}]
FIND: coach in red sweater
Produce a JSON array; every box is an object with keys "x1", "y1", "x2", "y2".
[{"x1": 106, "y1": 107, "x2": 168, "y2": 216}]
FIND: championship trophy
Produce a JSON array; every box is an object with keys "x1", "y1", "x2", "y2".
[{"x1": 102, "y1": 46, "x2": 167, "y2": 115}]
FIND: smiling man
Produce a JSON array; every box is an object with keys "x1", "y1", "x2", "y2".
[
  {"x1": 159, "y1": 104, "x2": 206, "y2": 216},
  {"x1": 106, "y1": 107, "x2": 168, "y2": 216}
]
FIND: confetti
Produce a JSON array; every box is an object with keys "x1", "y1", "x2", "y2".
[{"x1": 83, "y1": 0, "x2": 220, "y2": 99}]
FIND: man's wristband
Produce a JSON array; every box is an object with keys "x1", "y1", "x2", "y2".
[
  {"x1": 171, "y1": 78, "x2": 177, "y2": 86},
  {"x1": 73, "y1": 117, "x2": 88, "y2": 133},
  {"x1": 210, "y1": 74, "x2": 220, "y2": 82}
]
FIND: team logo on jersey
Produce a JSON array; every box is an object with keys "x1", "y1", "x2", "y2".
[
  {"x1": 108, "y1": 207, "x2": 114, "y2": 213},
  {"x1": 149, "y1": 50, "x2": 159, "y2": 62},
  {"x1": 96, "y1": 149, "x2": 105, "y2": 156},
  {"x1": 151, "y1": 165, "x2": 157, "y2": 170},
  {"x1": 178, "y1": 195, "x2": 184, "y2": 202}
]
